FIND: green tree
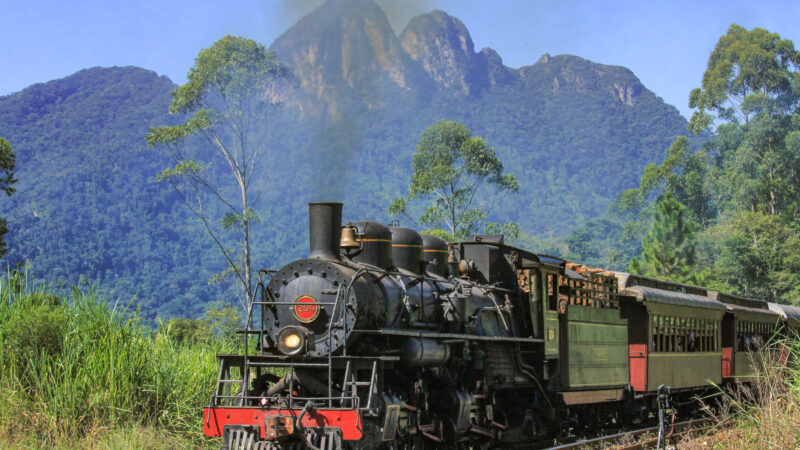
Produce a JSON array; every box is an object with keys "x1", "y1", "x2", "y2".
[
  {"x1": 0, "y1": 138, "x2": 16, "y2": 257},
  {"x1": 611, "y1": 25, "x2": 800, "y2": 302},
  {"x1": 689, "y1": 24, "x2": 800, "y2": 133},
  {"x1": 617, "y1": 136, "x2": 711, "y2": 221},
  {"x1": 158, "y1": 300, "x2": 242, "y2": 345},
  {"x1": 699, "y1": 211, "x2": 800, "y2": 302},
  {"x1": 146, "y1": 36, "x2": 289, "y2": 311},
  {"x1": 566, "y1": 217, "x2": 631, "y2": 270},
  {"x1": 389, "y1": 120, "x2": 520, "y2": 241},
  {"x1": 686, "y1": 24, "x2": 800, "y2": 217},
  {"x1": 628, "y1": 193, "x2": 698, "y2": 283}
]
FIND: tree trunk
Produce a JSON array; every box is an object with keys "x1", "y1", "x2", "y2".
[{"x1": 241, "y1": 174, "x2": 252, "y2": 307}]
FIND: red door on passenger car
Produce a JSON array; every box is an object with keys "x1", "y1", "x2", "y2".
[
  {"x1": 722, "y1": 347, "x2": 733, "y2": 378},
  {"x1": 629, "y1": 344, "x2": 647, "y2": 391}
]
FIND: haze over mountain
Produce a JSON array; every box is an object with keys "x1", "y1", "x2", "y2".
[{"x1": 0, "y1": 0, "x2": 687, "y2": 318}]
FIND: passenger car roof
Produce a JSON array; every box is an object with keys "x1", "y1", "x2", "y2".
[
  {"x1": 708, "y1": 291, "x2": 769, "y2": 310},
  {"x1": 768, "y1": 303, "x2": 800, "y2": 326},
  {"x1": 620, "y1": 285, "x2": 728, "y2": 310}
]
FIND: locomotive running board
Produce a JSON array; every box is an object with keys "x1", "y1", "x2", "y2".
[{"x1": 353, "y1": 328, "x2": 544, "y2": 343}]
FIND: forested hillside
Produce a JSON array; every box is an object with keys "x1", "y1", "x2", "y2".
[
  {"x1": 268, "y1": 0, "x2": 688, "y2": 235},
  {"x1": 570, "y1": 25, "x2": 800, "y2": 305},
  {"x1": 0, "y1": 0, "x2": 689, "y2": 318},
  {"x1": 0, "y1": 67, "x2": 228, "y2": 319}
]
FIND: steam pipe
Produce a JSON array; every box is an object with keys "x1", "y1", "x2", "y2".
[{"x1": 267, "y1": 371, "x2": 333, "y2": 397}]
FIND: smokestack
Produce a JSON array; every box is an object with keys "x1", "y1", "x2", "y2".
[{"x1": 308, "y1": 202, "x2": 343, "y2": 260}]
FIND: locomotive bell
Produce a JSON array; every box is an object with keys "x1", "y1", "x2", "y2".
[{"x1": 340, "y1": 225, "x2": 360, "y2": 249}]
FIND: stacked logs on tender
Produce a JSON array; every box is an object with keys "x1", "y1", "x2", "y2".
[{"x1": 563, "y1": 262, "x2": 619, "y2": 309}]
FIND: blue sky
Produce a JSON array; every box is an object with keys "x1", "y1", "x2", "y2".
[{"x1": 2, "y1": 0, "x2": 799, "y2": 119}]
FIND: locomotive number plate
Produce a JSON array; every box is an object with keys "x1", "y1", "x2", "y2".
[{"x1": 293, "y1": 294, "x2": 320, "y2": 323}]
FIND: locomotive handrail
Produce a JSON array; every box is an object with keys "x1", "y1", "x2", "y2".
[
  {"x1": 343, "y1": 268, "x2": 368, "y2": 357},
  {"x1": 250, "y1": 301, "x2": 339, "y2": 306},
  {"x1": 352, "y1": 328, "x2": 545, "y2": 343},
  {"x1": 337, "y1": 257, "x2": 519, "y2": 294},
  {"x1": 326, "y1": 284, "x2": 345, "y2": 406},
  {"x1": 247, "y1": 361, "x2": 332, "y2": 368},
  {"x1": 212, "y1": 353, "x2": 399, "y2": 362},
  {"x1": 242, "y1": 270, "x2": 275, "y2": 407},
  {"x1": 486, "y1": 291, "x2": 510, "y2": 332},
  {"x1": 210, "y1": 393, "x2": 362, "y2": 410}
]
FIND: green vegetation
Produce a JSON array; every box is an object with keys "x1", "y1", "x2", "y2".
[
  {"x1": 0, "y1": 137, "x2": 15, "y2": 257},
  {"x1": 0, "y1": 266, "x2": 236, "y2": 448},
  {"x1": 691, "y1": 340, "x2": 800, "y2": 448},
  {"x1": 569, "y1": 24, "x2": 800, "y2": 305},
  {"x1": 0, "y1": 66, "x2": 234, "y2": 321},
  {"x1": 628, "y1": 193, "x2": 700, "y2": 284},
  {"x1": 0, "y1": 5, "x2": 688, "y2": 322},
  {"x1": 389, "y1": 120, "x2": 519, "y2": 241},
  {"x1": 147, "y1": 36, "x2": 290, "y2": 311}
]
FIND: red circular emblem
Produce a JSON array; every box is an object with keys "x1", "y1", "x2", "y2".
[{"x1": 293, "y1": 295, "x2": 320, "y2": 323}]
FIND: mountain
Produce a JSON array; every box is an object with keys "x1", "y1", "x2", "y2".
[
  {"x1": 270, "y1": 0, "x2": 432, "y2": 117},
  {"x1": 400, "y1": 10, "x2": 514, "y2": 95},
  {"x1": 0, "y1": 0, "x2": 688, "y2": 319},
  {"x1": 268, "y1": 0, "x2": 687, "y2": 234},
  {"x1": 0, "y1": 67, "x2": 229, "y2": 319}
]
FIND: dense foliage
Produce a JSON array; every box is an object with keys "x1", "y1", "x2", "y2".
[
  {"x1": 571, "y1": 24, "x2": 800, "y2": 304},
  {"x1": 390, "y1": 120, "x2": 519, "y2": 241},
  {"x1": 0, "y1": 67, "x2": 238, "y2": 321},
  {"x1": 0, "y1": 138, "x2": 15, "y2": 257},
  {"x1": 0, "y1": 3, "x2": 688, "y2": 320},
  {"x1": 147, "y1": 35, "x2": 291, "y2": 311},
  {"x1": 0, "y1": 268, "x2": 236, "y2": 447},
  {"x1": 628, "y1": 193, "x2": 699, "y2": 284}
]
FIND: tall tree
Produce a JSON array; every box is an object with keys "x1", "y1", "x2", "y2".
[
  {"x1": 612, "y1": 24, "x2": 800, "y2": 302},
  {"x1": 389, "y1": 120, "x2": 519, "y2": 241},
  {"x1": 617, "y1": 136, "x2": 711, "y2": 221},
  {"x1": 0, "y1": 138, "x2": 16, "y2": 257},
  {"x1": 699, "y1": 211, "x2": 800, "y2": 302},
  {"x1": 146, "y1": 36, "x2": 289, "y2": 311},
  {"x1": 687, "y1": 24, "x2": 800, "y2": 217},
  {"x1": 689, "y1": 24, "x2": 800, "y2": 133},
  {"x1": 628, "y1": 193, "x2": 698, "y2": 284}
]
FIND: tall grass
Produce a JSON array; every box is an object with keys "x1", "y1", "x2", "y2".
[
  {"x1": 0, "y1": 267, "x2": 237, "y2": 447},
  {"x1": 697, "y1": 340, "x2": 800, "y2": 448}
]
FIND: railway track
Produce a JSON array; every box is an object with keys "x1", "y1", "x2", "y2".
[{"x1": 544, "y1": 418, "x2": 712, "y2": 449}]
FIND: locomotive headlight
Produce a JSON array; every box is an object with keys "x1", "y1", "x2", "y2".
[
  {"x1": 284, "y1": 333, "x2": 301, "y2": 349},
  {"x1": 276, "y1": 326, "x2": 313, "y2": 356}
]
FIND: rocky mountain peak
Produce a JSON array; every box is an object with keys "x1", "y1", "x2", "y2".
[
  {"x1": 270, "y1": 0, "x2": 428, "y2": 116},
  {"x1": 269, "y1": 0, "x2": 665, "y2": 113},
  {"x1": 400, "y1": 10, "x2": 492, "y2": 95},
  {"x1": 522, "y1": 54, "x2": 644, "y2": 105}
]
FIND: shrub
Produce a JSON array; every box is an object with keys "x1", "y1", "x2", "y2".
[
  {"x1": 0, "y1": 267, "x2": 236, "y2": 447},
  {"x1": 3, "y1": 302, "x2": 66, "y2": 366},
  {"x1": 698, "y1": 340, "x2": 800, "y2": 448}
]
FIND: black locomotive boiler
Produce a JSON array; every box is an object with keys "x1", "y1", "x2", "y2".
[{"x1": 203, "y1": 202, "x2": 800, "y2": 449}]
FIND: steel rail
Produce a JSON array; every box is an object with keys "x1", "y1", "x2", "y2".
[{"x1": 544, "y1": 418, "x2": 711, "y2": 450}]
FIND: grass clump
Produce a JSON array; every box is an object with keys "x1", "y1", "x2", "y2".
[
  {"x1": 692, "y1": 340, "x2": 800, "y2": 449},
  {"x1": 0, "y1": 267, "x2": 238, "y2": 447}
]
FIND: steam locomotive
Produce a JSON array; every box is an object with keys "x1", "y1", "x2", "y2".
[{"x1": 203, "y1": 202, "x2": 800, "y2": 449}]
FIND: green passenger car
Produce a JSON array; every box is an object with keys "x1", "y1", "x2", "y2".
[
  {"x1": 617, "y1": 273, "x2": 727, "y2": 391},
  {"x1": 711, "y1": 292, "x2": 781, "y2": 380}
]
